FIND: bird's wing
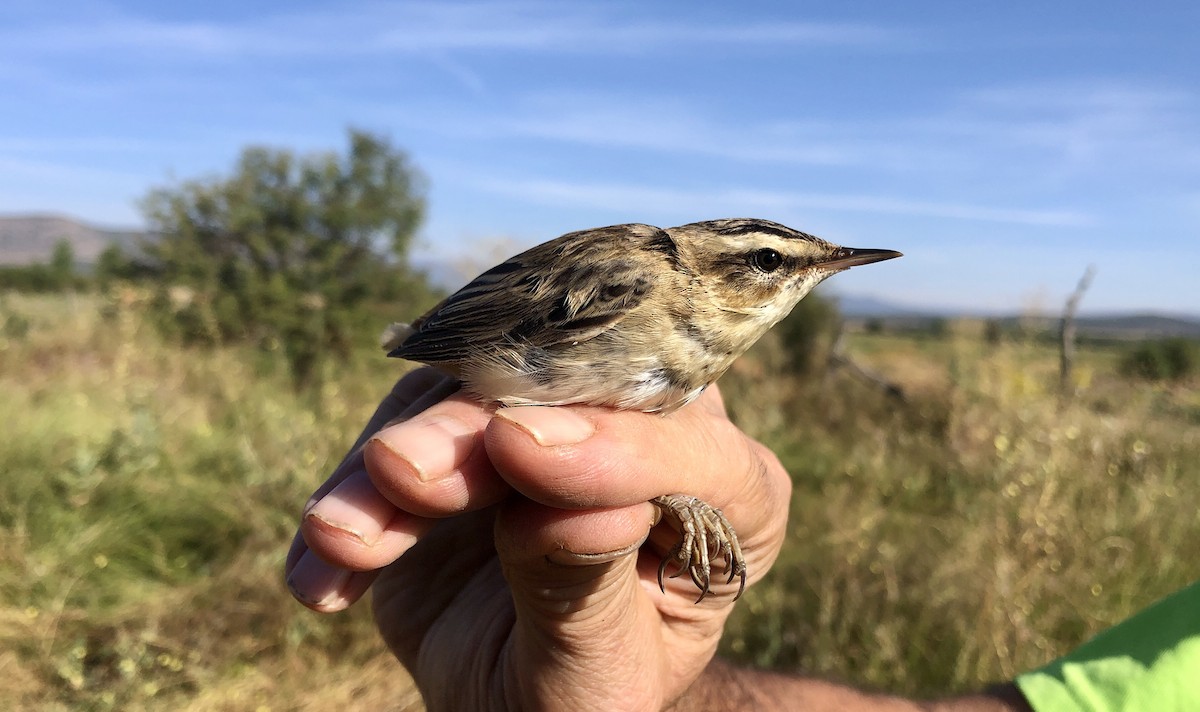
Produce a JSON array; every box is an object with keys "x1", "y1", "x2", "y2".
[{"x1": 389, "y1": 227, "x2": 660, "y2": 364}]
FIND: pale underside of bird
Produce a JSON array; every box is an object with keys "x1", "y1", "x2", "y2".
[{"x1": 384, "y1": 218, "x2": 901, "y2": 600}]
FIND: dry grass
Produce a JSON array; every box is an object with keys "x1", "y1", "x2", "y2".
[
  {"x1": 1, "y1": 290, "x2": 1197, "y2": 707},
  {"x1": 721, "y1": 326, "x2": 1200, "y2": 694},
  {"x1": 0, "y1": 290, "x2": 415, "y2": 710}
]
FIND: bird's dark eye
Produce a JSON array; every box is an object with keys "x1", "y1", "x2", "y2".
[{"x1": 751, "y1": 248, "x2": 784, "y2": 272}]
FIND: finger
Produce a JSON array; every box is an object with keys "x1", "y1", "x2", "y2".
[
  {"x1": 359, "y1": 393, "x2": 510, "y2": 517},
  {"x1": 490, "y1": 497, "x2": 695, "y2": 710},
  {"x1": 494, "y1": 498, "x2": 658, "y2": 595},
  {"x1": 285, "y1": 531, "x2": 379, "y2": 612},
  {"x1": 303, "y1": 367, "x2": 460, "y2": 514},
  {"x1": 485, "y1": 385, "x2": 789, "y2": 540},
  {"x1": 494, "y1": 497, "x2": 653, "y2": 617},
  {"x1": 295, "y1": 368, "x2": 457, "y2": 577},
  {"x1": 483, "y1": 385, "x2": 792, "y2": 595},
  {"x1": 301, "y1": 468, "x2": 438, "y2": 571},
  {"x1": 303, "y1": 393, "x2": 511, "y2": 571}
]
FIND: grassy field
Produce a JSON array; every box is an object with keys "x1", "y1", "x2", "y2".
[{"x1": 2, "y1": 290, "x2": 1197, "y2": 709}]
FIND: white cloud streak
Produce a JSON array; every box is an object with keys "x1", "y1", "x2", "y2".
[
  {"x1": 0, "y1": 2, "x2": 910, "y2": 59},
  {"x1": 472, "y1": 177, "x2": 1094, "y2": 227},
  {"x1": 383, "y1": 79, "x2": 1199, "y2": 180},
  {"x1": 944, "y1": 82, "x2": 1200, "y2": 170}
]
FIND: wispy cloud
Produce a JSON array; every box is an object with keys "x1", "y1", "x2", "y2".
[
  {"x1": 3, "y1": 17, "x2": 239, "y2": 55},
  {"x1": 376, "y1": 92, "x2": 955, "y2": 171},
  {"x1": 0, "y1": 155, "x2": 146, "y2": 185},
  {"x1": 499, "y1": 104, "x2": 868, "y2": 167},
  {"x1": 369, "y1": 6, "x2": 906, "y2": 53},
  {"x1": 472, "y1": 177, "x2": 1094, "y2": 227},
  {"x1": 932, "y1": 81, "x2": 1200, "y2": 173},
  {"x1": 385, "y1": 80, "x2": 1200, "y2": 182},
  {"x1": 0, "y1": 155, "x2": 146, "y2": 224},
  {"x1": 0, "y1": 136, "x2": 168, "y2": 153},
  {"x1": 1, "y1": 2, "x2": 910, "y2": 59}
]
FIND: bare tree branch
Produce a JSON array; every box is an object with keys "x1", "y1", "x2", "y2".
[{"x1": 1059, "y1": 265, "x2": 1097, "y2": 396}]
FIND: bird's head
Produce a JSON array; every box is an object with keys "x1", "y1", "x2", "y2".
[{"x1": 666, "y1": 218, "x2": 901, "y2": 334}]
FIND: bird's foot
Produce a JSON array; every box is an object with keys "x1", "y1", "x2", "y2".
[{"x1": 651, "y1": 494, "x2": 746, "y2": 603}]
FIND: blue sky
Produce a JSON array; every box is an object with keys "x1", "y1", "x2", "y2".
[{"x1": 2, "y1": 1, "x2": 1198, "y2": 314}]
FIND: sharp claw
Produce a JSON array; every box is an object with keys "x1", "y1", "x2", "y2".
[
  {"x1": 652, "y1": 494, "x2": 747, "y2": 602},
  {"x1": 669, "y1": 544, "x2": 691, "y2": 581},
  {"x1": 693, "y1": 567, "x2": 711, "y2": 603}
]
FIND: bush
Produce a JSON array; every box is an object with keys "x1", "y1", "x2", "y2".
[
  {"x1": 0, "y1": 240, "x2": 85, "y2": 292},
  {"x1": 137, "y1": 129, "x2": 434, "y2": 388},
  {"x1": 983, "y1": 319, "x2": 1003, "y2": 344},
  {"x1": 1119, "y1": 338, "x2": 1197, "y2": 381}
]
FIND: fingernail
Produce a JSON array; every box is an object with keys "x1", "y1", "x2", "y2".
[
  {"x1": 286, "y1": 549, "x2": 351, "y2": 608},
  {"x1": 372, "y1": 415, "x2": 478, "y2": 482},
  {"x1": 496, "y1": 407, "x2": 595, "y2": 446},
  {"x1": 306, "y1": 469, "x2": 395, "y2": 545},
  {"x1": 547, "y1": 540, "x2": 642, "y2": 566}
]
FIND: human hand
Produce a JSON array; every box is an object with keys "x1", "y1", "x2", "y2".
[{"x1": 285, "y1": 367, "x2": 792, "y2": 711}]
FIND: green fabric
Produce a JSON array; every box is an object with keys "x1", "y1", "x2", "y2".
[{"x1": 1017, "y1": 581, "x2": 1200, "y2": 712}]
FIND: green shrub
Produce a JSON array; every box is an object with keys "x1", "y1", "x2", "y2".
[
  {"x1": 1119, "y1": 338, "x2": 1197, "y2": 381},
  {"x1": 137, "y1": 129, "x2": 435, "y2": 388}
]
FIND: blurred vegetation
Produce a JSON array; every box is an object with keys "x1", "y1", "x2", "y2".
[
  {"x1": 1, "y1": 288, "x2": 1196, "y2": 709},
  {"x1": 774, "y1": 290, "x2": 841, "y2": 374},
  {"x1": 0, "y1": 291, "x2": 424, "y2": 711},
  {"x1": 0, "y1": 130, "x2": 439, "y2": 391},
  {"x1": 720, "y1": 321, "x2": 1199, "y2": 694},
  {"x1": 0, "y1": 240, "x2": 87, "y2": 292},
  {"x1": 136, "y1": 129, "x2": 435, "y2": 389},
  {"x1": 1118, "y1": 338, "x2": 1197, "y2": 382}
]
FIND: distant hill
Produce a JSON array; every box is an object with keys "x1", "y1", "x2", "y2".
[
  {"x1": 995, "y1": 314, "x2": 1200, "y2": 340},
  {"x1": 0, "y1": 214, "x2": 145, "y2": 266},
  {"x1": 833, "y1": 292, "x2": 938, "y2": 318},
  {"x1": 834, "y1": 292, "x2": 1200, "y2": 341}
]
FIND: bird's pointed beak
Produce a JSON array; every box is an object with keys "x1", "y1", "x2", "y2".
[{"x1": 821, "y1": 247, "x2": 903, "y2": 271}]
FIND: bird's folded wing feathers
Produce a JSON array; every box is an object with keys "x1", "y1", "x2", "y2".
[{"x1": 389, "y1": 249, "x2": 655, "y2": 364}]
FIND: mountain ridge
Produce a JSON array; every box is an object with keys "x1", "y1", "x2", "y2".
[{"x1": 0, "y1": 213, "x2": 145, "y2": 265}]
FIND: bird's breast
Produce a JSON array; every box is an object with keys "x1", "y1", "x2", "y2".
[{"x1": 454, "y1": 332, "x2": 711, "y2": 413}]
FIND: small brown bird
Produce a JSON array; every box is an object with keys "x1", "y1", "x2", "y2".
[{"x1": 383, "y1": 218, "x2": 901, "y2": 600}]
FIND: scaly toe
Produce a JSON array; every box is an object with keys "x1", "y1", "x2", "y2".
[{"x1": 651, "y1": 493, "x2": 746, "y2": 602}]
